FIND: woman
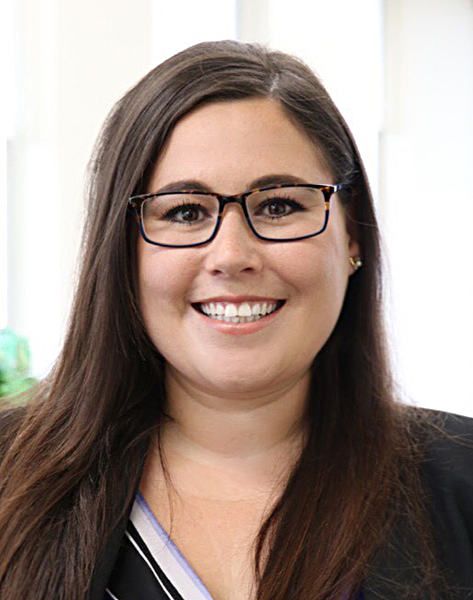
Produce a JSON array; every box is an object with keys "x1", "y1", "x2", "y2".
[{"x1": 0, "y1": 41, "x2": 472, "y2": 600}]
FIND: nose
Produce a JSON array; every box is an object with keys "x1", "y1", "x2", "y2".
[{"x1": 203, "y1": 204, "x2": 263, "y2": 277}]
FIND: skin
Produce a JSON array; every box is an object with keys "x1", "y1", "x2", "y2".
[{"x1": 138, "y1": 98, "x2": 360, "y2": 600}]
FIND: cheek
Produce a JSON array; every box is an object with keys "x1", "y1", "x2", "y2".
[
  {"x1": 285, "y1": 237, "x2": 350, "y2": 354},
  {"x1": 288, "y1": 236, "x2": 349, "y2": 300},
  {"x1": 285, "y1": 202, "x2": 350, "y2": 293},
  {"x1": 138, "y1": 243, "x2": 194, "y2": 327}
]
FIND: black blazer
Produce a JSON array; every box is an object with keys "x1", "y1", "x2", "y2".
[{"x1": 86, "y1": 410, "x2": 471, "y2": 599}]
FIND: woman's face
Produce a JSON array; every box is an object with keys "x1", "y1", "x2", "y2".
[{"x1": 138, "y1": 98, "x2": 359, "y2": 397}]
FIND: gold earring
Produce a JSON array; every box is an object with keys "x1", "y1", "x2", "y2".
[{"x1": 349, "y1": 257, "x2": 363, "y2": 272}]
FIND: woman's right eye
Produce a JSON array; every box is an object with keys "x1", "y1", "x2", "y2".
[
  {"x1": 165, "y1": 205, "x2": 201, "y2": 222},
  {"x1": 159, "y1": 203, "x2": 211, "y2": 224}
]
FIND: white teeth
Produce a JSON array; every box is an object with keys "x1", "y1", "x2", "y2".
[
  {"x1": 251, "y1": 303, "x2": 261, "y2": 316},
  {"x1": 224, "y1": 304, "x2": 238, "y2": 317},
  {"x1": 238, "y1": 302, "x2": 252, "y2": 317},
  {"x1": 198, "y1": 300, "x2": 282, "y2": 322}
]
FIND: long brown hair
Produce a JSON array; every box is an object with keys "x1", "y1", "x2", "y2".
[{"x1": 0, "y1": 41, "x2": 442, "y2": 599}]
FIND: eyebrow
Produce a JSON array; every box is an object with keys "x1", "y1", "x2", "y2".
[
  {"x1": 154, "y1": 174, "x2": 311, "y2": 195},
  {"x1": 249, "y1": 174, "x2": 310, "y2": 189}
]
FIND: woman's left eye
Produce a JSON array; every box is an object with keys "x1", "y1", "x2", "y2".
[{"x1": 255, "y1": 197, "x2": 305, "y2": 218}]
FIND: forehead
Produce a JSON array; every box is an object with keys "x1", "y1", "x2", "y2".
[{"x1": 148, "y1": 98, "x2": 334, "y2": 194}]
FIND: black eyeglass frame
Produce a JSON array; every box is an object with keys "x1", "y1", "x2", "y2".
[{"x1": 128, "y1": 182, "x2": 349, "y2": 248}]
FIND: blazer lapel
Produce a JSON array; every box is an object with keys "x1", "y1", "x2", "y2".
[
  {"x1": 88, "y1": 510, "x2": 131, "y2": 600},
  {"x1": 88, "y1": 441, "x2": 149, "y2": 600}
]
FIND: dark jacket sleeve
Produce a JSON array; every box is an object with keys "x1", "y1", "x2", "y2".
[
  {"x1": 364, "y1": 410, "x2": 473, "y2": 600},
  {"x1": 421, "y1": 411, "x2": 473, "y2": 598}
]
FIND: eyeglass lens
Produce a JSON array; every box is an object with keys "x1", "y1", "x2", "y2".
[{"x1": 141, "y1": 186, "x2": 327, "y2": 245}]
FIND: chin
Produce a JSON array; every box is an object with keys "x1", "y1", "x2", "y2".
[
  {"x1": 201, "y1": 375, "x2": 279, "y2": 398},
  {"x1": 193, "y1": 359, "x2": 296, "y2": 399}
]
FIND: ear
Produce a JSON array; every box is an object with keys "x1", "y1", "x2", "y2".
[{"x1": 344, "y1": 205, "x2": 362, "y2": 275}]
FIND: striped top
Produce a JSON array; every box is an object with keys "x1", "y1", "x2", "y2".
[{"x1": 105, "y1": 492, "x2": 364, "y2": 600}]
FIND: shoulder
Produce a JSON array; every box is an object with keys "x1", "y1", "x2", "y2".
[
  {"x1": 410, "y1": 408, "x2": 473, "y2": 593},
  {"x1": 364, "y1": 408, "x2": 473, "y2": 599},
  {"x1": 412, "y1": 408, "x2": 473, "y2": 491},
  {"x1": 404, "y1": 407, "x2": 473, "y2": 519}
]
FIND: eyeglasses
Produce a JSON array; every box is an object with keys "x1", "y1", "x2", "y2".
[{"x1": 128, "y1": 183, "x2": 348, "y2": 248}]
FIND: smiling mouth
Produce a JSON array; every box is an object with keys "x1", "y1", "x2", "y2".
[{"x1": 192, "y1": 299, "x2": 286, "y2": 323}]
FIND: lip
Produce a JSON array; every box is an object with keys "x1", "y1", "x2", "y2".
[
  {"x1": 191, "y1": 299, "x2": 285, "y2": 336},
  {"x1": 193, "y1": 295, "x2": 283, "y2": 304}
]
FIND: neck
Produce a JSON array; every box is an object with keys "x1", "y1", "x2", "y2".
[
  {"x1": 160, "y1": 365, "x2": 310, "y2": 461},
  {"x1": 142, "y1": 367, "x2": 310, "y2": 500}
]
